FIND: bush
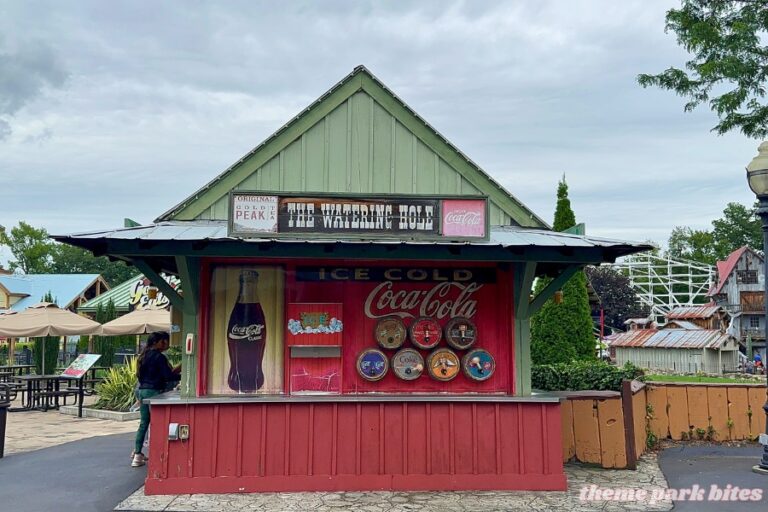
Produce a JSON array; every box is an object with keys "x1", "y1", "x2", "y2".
[
  {"x1": 532, "y1": 360, "x2": 644, "y2": 392},
  {"x1": 93, "y1": 358, "x2": 137, "y2": 412}
]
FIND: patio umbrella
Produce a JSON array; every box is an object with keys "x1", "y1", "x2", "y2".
[
  {"x1": 0, "y1": 303, "x2": 102, "y2": 374},
  {"x1": 100, "y1": 308, "x2": 170, "y2": 335}
]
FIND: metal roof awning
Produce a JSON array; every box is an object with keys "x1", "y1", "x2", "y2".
[{"x1": 52, "y1": 221, "x2": 652, "y2": 276}]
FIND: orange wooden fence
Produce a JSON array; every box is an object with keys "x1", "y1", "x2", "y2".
[{"x1": 560, "y1": 381, "x2": 767, "y2": 469}]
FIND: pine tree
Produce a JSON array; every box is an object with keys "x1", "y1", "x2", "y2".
[
  {"x1": 93, "y1": 300, "x2": 117, "y2": 367},
  {"x1": 531, "y1": 177, "x2": 596, "y2": 364}
]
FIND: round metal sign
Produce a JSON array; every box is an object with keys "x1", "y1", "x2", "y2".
[
  {"x1": 391, "y1": 348, "x2": 425, "y2": 381},
  {"x1": 409, "y1": 316, "x2": 442, "y2": 350},
  {"x1": 462, "y1": 349, "x2": 495, "y2": 382},
  {"x1": 357, "y1": 349, "x2": 389, "y2": 381},
  {"x1": 444, "y1": 317, "x2": 478, "y2": 350},
  {"x1": 426, "y1": 348, "x2": 461, "y2": 381},
  {"x1": 374, "y1": 316, "x2": 407, "y2": 350}
]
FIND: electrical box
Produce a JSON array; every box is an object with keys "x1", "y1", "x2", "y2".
[
  {"x1": 168, "y1": 423, "x2": 179, "y2": 441},
  {"x1": 179, "y1": 424, "x2": 190, "y2": 440}
]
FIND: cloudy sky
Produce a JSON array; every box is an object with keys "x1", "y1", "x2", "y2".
[{"x1": 0, "y1": 0, "x2": 760, "y2": 264}]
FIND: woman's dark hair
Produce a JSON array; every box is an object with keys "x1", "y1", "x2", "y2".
[{"x1": 137, "y1": 331, "x2": 170, "y2": 376}]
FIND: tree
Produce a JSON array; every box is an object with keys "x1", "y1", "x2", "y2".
[
  {"x1": 0, "y1": 221, "x2": 56, "y2": 273},
  {"x1": 52, "y1": 244, "x2": 136, "y2": 286},
  {"x1": 531, "y1": 177, "x2": 595, "y2": 364},
  {"x1": 667, "y1": 226, "x2": 718, "y2": 264},
  {"x1": 665, "y1": 201, "x2": 761, "y2": 263},
  {"x1": 585, "y1": 266, "x2": 650, "y2": 331},
  {"x1": 93, "y1": 300, "x2": 117, "y2": 367},
  {"x1": 33, "y1": 291, "x2": 60, "y2": 375},
  {"x1": 638, "y1": 1, "x2": 768, "y2": 138}
]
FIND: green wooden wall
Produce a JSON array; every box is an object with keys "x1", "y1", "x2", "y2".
[{"x1": 194, "y1": 91, "x2": 515, "y2": 226}]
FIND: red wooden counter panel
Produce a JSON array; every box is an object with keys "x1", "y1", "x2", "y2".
[{"x1": 144, "y1": 400, "x2": 565, "y2": 494}]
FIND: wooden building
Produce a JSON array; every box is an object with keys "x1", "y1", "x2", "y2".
[
  {"x1": 708, "y1": 246, "x2": 767, "y2": 361},
  {"x1": 55, "y1": 66, "x2": 647, "y2": 495}
]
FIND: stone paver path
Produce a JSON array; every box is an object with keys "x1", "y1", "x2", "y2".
[
  {"x1": 3, "y1": 395, "x2": 138, "y2": 456},
  {"x1": 116, "y1": 455, "x2": 672, "y2": 512}
]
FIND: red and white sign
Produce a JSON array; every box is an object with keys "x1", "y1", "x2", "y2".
[
  {"x1": 232, "y1": 194, "x2": 278, "y2": 233},
  {"x1": 441, "y1": 199, "x2": 486, "y2": 238}
]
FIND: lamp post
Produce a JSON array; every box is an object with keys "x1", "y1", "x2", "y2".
[{"x1": 746, "y1": 141, "x2": 768, "y2": 475}]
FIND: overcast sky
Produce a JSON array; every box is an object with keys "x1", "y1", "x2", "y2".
[{"x1": 0, "y1": 0, "x2": 760, "y2": 265}]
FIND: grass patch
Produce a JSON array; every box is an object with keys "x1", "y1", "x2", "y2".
[{"x1": 645, "y1": 374, "x2": 761, "y2": 384}]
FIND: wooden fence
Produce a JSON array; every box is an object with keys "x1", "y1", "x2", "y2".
[{"x1": 560, "y1": 381, "x2": 767, "y2": 469}]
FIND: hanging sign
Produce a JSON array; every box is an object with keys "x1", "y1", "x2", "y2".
[
  {"x1": 229, "y1": 192, "x2": 488, "y2": 241},
  {"x1": 391, "y1": 348, "x2": 424, "y2": 381},
  {"x1": 462, "y1": 349, "x2": 495, "y2": 381},
  {"x1": 445, "y1": 317, "x2": 478, "y2": 350},
  {"x1": 374, "y1": 316, "x2": 407, "y2": 350},
  {"x1": 357, "y1": 349, "x2": 389, "y2": 381},
  {"x1": 409, "y1": 317, "x2": 442, "y2": 349},
  {"x1": 427, "y1": 348, "x2": 461, "y2": 381}
]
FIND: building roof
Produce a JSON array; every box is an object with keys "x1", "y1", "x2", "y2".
[
  {"x1": 0, "y1": 274, "x2": 105, "y2": 311},
  {"x1": 666, "y1": 305, "x2": 721, "y2": 320},
  {"x1": 78, "y1": 274, "x2": 142, "y2": 314},
  {"x1": 609, "y1": 329, "x2": 730, "y2": 349},
  {"x1": 155, "y1": 65, "x2": 548, "y2": 228},
  {"x1": 664, "y1": 320, "x2": 700, "y2": 330},
  {"x1": 708, "y1": 246, "x2": 762, "y2": 296}
]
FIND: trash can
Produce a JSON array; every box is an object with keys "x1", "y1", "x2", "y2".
[{"x1": 0, "y1": 383, "x2": 11, "y2": 458}]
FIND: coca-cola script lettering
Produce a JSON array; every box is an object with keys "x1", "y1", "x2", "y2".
[
  {"x1": 228, "y1": 323, "x2": 265, "y2": 341},
  {"x1": 364, "y1": 281, "x2": 482, "y2": 320}
]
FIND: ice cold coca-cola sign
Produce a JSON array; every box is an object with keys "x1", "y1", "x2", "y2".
[
  {"x1": 229, "y1": 192, "x2": 488, "y2": 241},
  {"x1": 297, "y1": 267, "x2": 495, "y2": 320}
]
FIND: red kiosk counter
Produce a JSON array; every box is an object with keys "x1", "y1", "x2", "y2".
[{"x1": 53, "y1": 67, "x2": 649, "y2": 495}]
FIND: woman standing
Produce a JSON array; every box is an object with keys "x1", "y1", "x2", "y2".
[{"x1": 131, "y1": 331, "x2": 180, "y2": 467}]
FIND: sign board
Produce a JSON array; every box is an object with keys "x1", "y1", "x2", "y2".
[
  {"x1": 129, "y1": 274, "x2": 182, "y2": 311},
  {"x1": 229, "y1": 192, "x2": 488, "y2": 241},
  {"x1": 62, "y1": 354, "x2": 102, "y2": 378}
]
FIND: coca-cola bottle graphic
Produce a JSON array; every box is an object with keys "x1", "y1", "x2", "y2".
[{"x1": 227, "y1": 270, "x2": 267, "y2": 392}]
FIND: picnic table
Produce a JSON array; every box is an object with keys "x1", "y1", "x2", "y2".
[
  {"x1": 0, "y1": 365, "x2": 34, "y2": 377},
  {"x1": 10, "y1": 375, "x2": 87, "y2": 416}
]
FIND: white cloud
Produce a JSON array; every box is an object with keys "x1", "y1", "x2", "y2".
[{"x1": 0, "y1": 0, "x2": 760, "y2": 251}]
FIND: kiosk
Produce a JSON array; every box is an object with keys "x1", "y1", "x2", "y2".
[{"x1": 56, "y1": 66, "x2": 648, "y2": 494}]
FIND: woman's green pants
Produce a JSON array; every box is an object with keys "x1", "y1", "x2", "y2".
[{"x1": 134, "y1": 388, "x2": 161, "y2": 454}]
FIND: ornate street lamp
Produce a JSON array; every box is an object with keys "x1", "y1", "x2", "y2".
[{"x1": 746, "y1": 141, "x2": 768, "y2": 475}]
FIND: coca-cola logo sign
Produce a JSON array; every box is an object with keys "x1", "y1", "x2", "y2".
[
  {"x1": 229, "y1": 323, "x2": 265, "y2": 341},
  {"x1": 442, "y1": 199, "x2": 486, "y2": 238},
  {"x1": 364, "y1": 281, "x2": 482, "y2": 320}
]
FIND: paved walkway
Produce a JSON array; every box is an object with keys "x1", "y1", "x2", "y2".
[
  {"x1": 116, "y1": 455, "x2": 672, "y2": 512},
  {"x1": 3, "y1": 395, "x2": 138, "y2": 455}
]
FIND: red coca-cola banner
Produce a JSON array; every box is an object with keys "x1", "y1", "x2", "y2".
[{"x1": 287, "y1": 264, "x2": 513, "y2": 394}]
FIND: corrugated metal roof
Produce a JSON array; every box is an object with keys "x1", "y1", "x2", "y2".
[
  {"x1": 665, "y1": 320, "x2": 700, "y2": 330},
  {"x1": 708, "y1": 246, "x2": 760, "y2": 296},
  {"x1": 666, "y1": 306, "x2": 721, "y2": 319},
  {"x1": 57, "y1": 221, "x2": 649, "y2": 250},
  {"x1": 78, "y1": 274, "x2": 143, "y2": 313},
  {"x1": 0, "y1": 274, "x2": 105, "y2": 311},
  {"x1": 609, "y1": 329, "x2": 730, "y2": 349}
]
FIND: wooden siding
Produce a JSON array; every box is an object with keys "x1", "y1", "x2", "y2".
[
  {"x1": 145, "y1": 400, "x2": 566, "y2": 494},
  {"x1": 615, "y1": 347, "x2": 738, "y2": 375},
  {"x1": 195, "y1": 92, "x2": 513, "y2": 226}
]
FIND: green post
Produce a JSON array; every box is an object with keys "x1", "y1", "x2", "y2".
[{"x1": 176, "y1": 256, "x2": 200, "y2": 398}]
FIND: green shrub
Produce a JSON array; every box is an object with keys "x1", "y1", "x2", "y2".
[
  {"x1": 531, "y1": 360, "x2": 644, "y2": 392},
  {"x1": 165, "y1": 346, "x2": 182, "y2": 367},
  {"x1": 93, "y1": 358, "x2": 137, "y2": 412}
]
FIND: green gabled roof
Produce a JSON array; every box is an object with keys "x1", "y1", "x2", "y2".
[
  {"x1": 157, "y1": 65, "x2": 548, "y2": 228},
  {"x1": 78, "y1": 274, "x2": 143, "y2": 313}
]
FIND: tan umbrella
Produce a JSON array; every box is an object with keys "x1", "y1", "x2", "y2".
[
  {"x1": 0, "y1": 303, "x2": 101, "y2": 337},
  {"x1": 0, "y1": 303, "x2": 102, "y2": 374},
  {"x1": 101, "y1": 308, "x2": 170, "y2": 335}
]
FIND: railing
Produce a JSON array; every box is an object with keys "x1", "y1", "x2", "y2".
[{"x1": 741, "y1": 328, "x2": 766, "y2": 340}]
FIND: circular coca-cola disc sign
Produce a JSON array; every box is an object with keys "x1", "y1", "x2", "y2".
[
  {"x1": 408, "y1": 316, "x2": 442, "y2": 350},
  {"x1": 462, "y1": 349, "x2": 495, "y2": 381},
  {"x1": 374, "y1": 316, "x2": 407, "y2": 350},
  {"x1": 444, "y1": 317, "x2": 478, "y2": 350},
  {"x1": 426, "y1": 348, "x2": 461, "y2": 381},
  {"x1": 391, "y1": 348, "x2": 425, "y2": 381},
  {"x1": 357, "y1": 349, "x2": 389, "y2": 381}
]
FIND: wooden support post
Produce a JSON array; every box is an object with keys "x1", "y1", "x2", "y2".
[
  {"x1": 621, "y1": 380, "x2": 638, "y2": 470},
  {"x1": 513, "y1": 262, "x2": 536, "y2": 396},
  {"x1": 175, "y1": 256, "x2": 200, "y2": 398}
]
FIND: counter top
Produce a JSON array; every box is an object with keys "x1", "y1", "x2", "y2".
[{"x1": 146, "y1": 391, "x2": 563, "y2": 405}]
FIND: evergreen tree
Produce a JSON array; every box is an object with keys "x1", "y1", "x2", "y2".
[
  {"x1": 93, "y1": 300, "x2": 117, "y2": 367},
  {"x1": 531, "y1": 177, "x2": 595, "y2": 364},
  {"x1": 34, "y1": 291, "x2": 60, "y2": 374}
]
